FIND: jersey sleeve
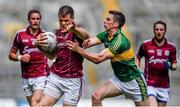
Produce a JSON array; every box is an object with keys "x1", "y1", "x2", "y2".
[
  {"x1": 169, "y1": 45, "x2": 177, "y2": 63},
  {"x1": 108, "y1": 34, "x2": 131, "y2": 55},
  {"x1": 136, "y1": 43, "x2": 145, "y2": 58},
  {"x1": 12, "y1": 32, "x2": 21, "y2": 50},
  {"x1": 108, "y1": 36, "x2": 122, "y2": 55},
  {"x1": 96, "y1": 31, "x2": 107, "y2": 43},
  {"x1": 106, "y1": 34, "x2": 134, "y2": 60}
]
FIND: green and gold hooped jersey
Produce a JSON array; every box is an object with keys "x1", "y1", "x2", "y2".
[{"x1": 96, "y1": 29, "x2": 141, "y2": 82}]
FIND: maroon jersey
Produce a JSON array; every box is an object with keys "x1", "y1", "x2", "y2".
[
  {"x1": 137, "y1": 38, "x2": 177, "y2": 88},
  {"x1": 50, "y1": 30, "x2": 84, "y2": 78},
  {"x1": 12, "y1": 27, "x2": 48, "y2": 78}
]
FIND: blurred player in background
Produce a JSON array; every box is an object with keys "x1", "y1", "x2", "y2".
[
  {"x1": 67, "y1": 10, "x2": 149, "y2": 107},
  {"x1": 136, "y1": 20, "x2": 177, "y2": 107},
  {"x1": 8, "y1": 9, "x2": 48, "y2": 106},
  {"x1": 36, "y1": 5, "x2": 89, "y2": 107}
]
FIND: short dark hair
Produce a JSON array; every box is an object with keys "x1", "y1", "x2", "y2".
[
  {"x1": 58, "y1": 5, "x2": 74, "y2": 18},
  {"x1": 109, "y1": 10, "x2": 126, "y2": 28},
  {"x1": 153, "y1": 20, "x2": 167, "y2": 32},
  {"x1": 27, "y1": 9, "x2": 41, "y2": 20}
]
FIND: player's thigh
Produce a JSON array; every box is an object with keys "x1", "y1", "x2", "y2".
[
  {"x1": 158, "y1": 102, "x2": 166, "y2": 107},
  {"x1": 93, "y1": 80, "x2": 121, "y2": 99},
  {"x1": 33, "y1": 76, "x2": 46, "y2": 90},
  {"x1": 32, "y1": 89, "x2": 44, "y2": 101},
  {"x1": 63, "y1": 78, "x2": 84, "y2": 105},
  {"x1": 43, "y1": 74, "x2": 64, "y2": 99},
  {"x1": 63, "y1": 103, "x2": 77, "y2": 107},
  {"x1": 135, "y1": 99, "x2": 150, "y2": 106},
  {"x1": 148, "y1": 95, "x2": 158, "y2": 106},
  {"x1": 147, "y1": 86, "x2": 158, "y2": 106},
  {"x1": 21, "y1": 78, "x2": 32, "y2": 96},
  {"x1": 41, "y1": 94, "x2": 58, "y2": 106},
  {"x1": 26, "y1": 96, "x2": 32, "y2": 105}
]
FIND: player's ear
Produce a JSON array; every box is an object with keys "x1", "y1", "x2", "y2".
[{"x1": 114, "y1": 22, "x2": 119, "y2": 28}]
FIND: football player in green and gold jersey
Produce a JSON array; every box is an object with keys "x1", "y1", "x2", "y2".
[{"x1": 67, "y1": 10, "x2": 150, "y2": 107}]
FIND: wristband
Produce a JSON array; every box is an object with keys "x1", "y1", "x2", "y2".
[{"x1": 17, "y1": 55, "x2": 22, "y2": 61}]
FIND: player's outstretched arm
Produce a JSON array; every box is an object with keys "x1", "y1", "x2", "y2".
[
  {"x1": 83, "y1": 37, "x2": 101, "y2": 49},
  {"x1": 71, "y1": 25, "x2": 89, "y2": 40},
  {"x1": 66, "y1": 40, "x2": 110, "y2": 64},
  {"x1": 64, "y1": 21, "x2": 89, "y2": 40}
]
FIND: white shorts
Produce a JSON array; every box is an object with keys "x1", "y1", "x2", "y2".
[
  {"x1": 21, "y1": 76, "x2": 46, "y2": 96},
  {"x1": 148, "y1": 86, "x2": 170, "y2": 103},
  {"x1": 109, "y1": 74, "x2": 148, "y2": 102},
  {"x1": 43, "y1": 73, "x2": 84, "y2": 105}
]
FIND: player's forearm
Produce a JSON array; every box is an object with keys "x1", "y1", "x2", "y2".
[
  {"x1": 72, "y1": 26, "x2": 89, "y2": 40},
  {"x1": 9, "y1": 48, "x2": 20, "y2": 61},
  {"x1": 77, "y1": 47, "x2": 103, "y2": 64},
  {"x1": 9, "y1": 53, "x2": 19, "y2": 61},
  {"x1": 83, "y1": 37, "x2": 101, "y2": 49},
  {"x1": 135, "y1": 56, "x2": 141, "y2": 68}
]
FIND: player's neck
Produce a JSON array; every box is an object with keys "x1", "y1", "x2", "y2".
[
  {"x1": 29, "y1": 27, "x2": 39, "y2": 36},
  {"x1": 154, "y1": 38, "x2": 165, "y2": 46},
  {"x1": 107, "y1": 29, "x2": 118, "y2": 39}
]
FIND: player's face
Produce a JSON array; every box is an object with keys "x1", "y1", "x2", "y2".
[
  {"x1": 59, "y1": 14, "x2": 74, "y2": 32},
  {"x1": 28, "y1": 13, "x2": 41, "y2": 30},
  {"x1": 104, "y1": 14, "x2": 116, "y2": 31},
  {"x1": 154, "y1": 23, "x2": 166, "y2": 42}
]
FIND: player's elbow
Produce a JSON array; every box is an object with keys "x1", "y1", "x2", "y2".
[
  {"x1": 84, "y1": 34, "x2": 89, "y2": 39},
  {"x1": 9, "y1": 53, "x2": 14, "y2": 61},
  {"x1": 9, "y1": 54, "x2": 12, "y2": 60},
  {"x1": 93, "y1": 60, "x2": 101, "y2": 64},
  {"x1": 91, "y1": 57, "x2": 104, "y2": 64}
]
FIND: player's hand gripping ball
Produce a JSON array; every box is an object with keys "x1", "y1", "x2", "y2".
[{"x1": 40, "y1": 32, "x2": 56, "y2": 53}]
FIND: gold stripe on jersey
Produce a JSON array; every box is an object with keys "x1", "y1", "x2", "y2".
[
  {"x1": 105, "y1": 48, "x2": 114, "y2": 57},
  {"x1": 107, "y1": 47, "x2": 134, "y2": 62}
]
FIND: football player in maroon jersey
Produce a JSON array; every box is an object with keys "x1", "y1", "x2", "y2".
[
  {"x1": 136, "y1": 20, "x2": 177, "y2": 107},
  {"x1": 36, "y1": 5, "x2": 89, "y2": 107},
  {"x1": 9, "y1": 9, "x2": 48, "y2": 106}
]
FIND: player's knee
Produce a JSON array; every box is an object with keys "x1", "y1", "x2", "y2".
[
  {"x1": 91, "y1": 92, "x2": 103, "y2": 106},
  {"x1": 91, "y1": 92, "x2": 102, "y2": 102},
  {"x1": 31, "y1": 98, "x2": 41, "y2": 106}
]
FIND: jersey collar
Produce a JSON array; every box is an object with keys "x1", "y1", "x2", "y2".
[
  {"x1": 152, "y1": 38, "x2": 168, "y2": 47},
  {"x1": 26, "y1": 26, "x2": 43, "y2": 37}
]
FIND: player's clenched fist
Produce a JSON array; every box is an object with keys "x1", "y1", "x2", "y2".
[{"x1": 20, "y1": 54, "x2": 30, "y2": 62}]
